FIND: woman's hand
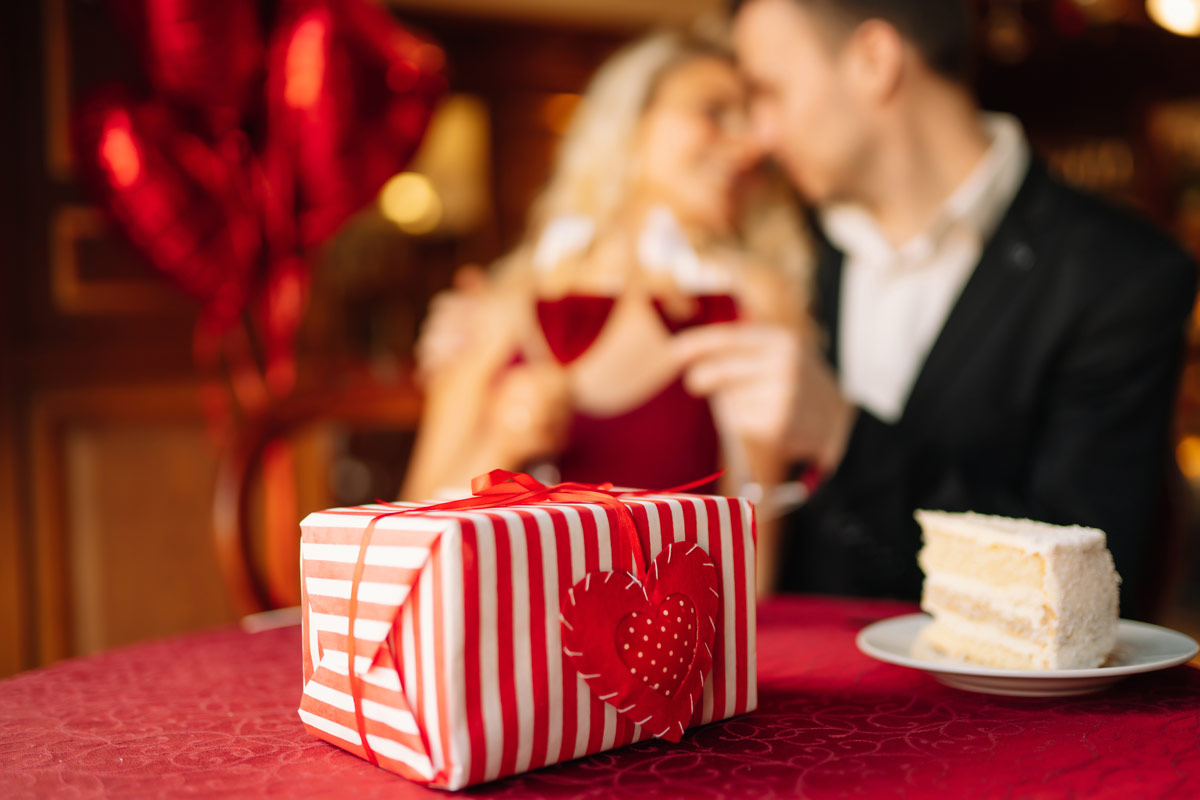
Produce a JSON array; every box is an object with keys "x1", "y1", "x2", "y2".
[
  {"x1": 484, "y1": 362, "x2": 572, "y2": 467},
  {"x1": 415, "y1": 265, "x2": 488, "y2": 383}
]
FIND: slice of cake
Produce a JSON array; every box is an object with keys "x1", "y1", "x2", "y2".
[{"x1": 915, "y1": 510, "x2": 1120, "y2": 670}]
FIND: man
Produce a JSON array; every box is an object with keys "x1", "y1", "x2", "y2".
[{"x1": 675, "y1": 0, "x2": 1198, "y2": 617}]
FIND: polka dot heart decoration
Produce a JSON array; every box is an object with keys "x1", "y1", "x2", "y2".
[
  {"x1": 560, "y1": 542, "x2": 719, "y2": 742},
  {"x1": 616, "y1": 596, "x2": 696, "y2": 696}
]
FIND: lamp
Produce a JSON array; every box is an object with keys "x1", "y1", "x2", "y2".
[
  {"x1": 378, "y1": 94, "x2": 491, "y2": 235},
  {"x1": 1147, "y1": 0, "x2": 1200, "y2": 36}
]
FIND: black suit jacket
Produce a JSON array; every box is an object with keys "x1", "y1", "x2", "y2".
[{"x1": 781, "y1": 159, "x2": 1198, "y2": 618}]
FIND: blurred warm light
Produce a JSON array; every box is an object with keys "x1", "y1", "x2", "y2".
[
  {"x1": 285, "y1": 15, "x2": 327, "y2": 109},
  {"x1": 541, "y1": 93, "x2": 581, "y2": 135},
  {"x1": 100, "y1": 111, "x2": 141, "y2": 188},
  {"x1": 1073, "y1": 0, "x2": 1129, "y2": 23},
  {"x1": 984, "y1": 1, "x2": 1033, "y2": 64},
  {"x1": 379, "y1": 172, "x2": 443, "y2": 234},
  {"x1": 405, "y1": 95, "x2": 492, "y2": 234},
  {"x1": 376, "y1": 95, "x2": 491, "y2": 236},
  {"x1": 1177, "y1": 436, "x2": 1200, "y2": 479},
  {"x1": 1148, "y1": 100, "x2": 1200, "y2": 168},
  {"x1": 1047, "y1": 138, "x2": 1135, "y2": 191},
  {"x1": 1147, "y1": 0, "x2": 1200, "y2": 36}
]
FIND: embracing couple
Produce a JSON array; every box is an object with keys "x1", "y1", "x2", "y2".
[{"x1": 406, "y1": 0, "x2": 1197, "y2": 618}]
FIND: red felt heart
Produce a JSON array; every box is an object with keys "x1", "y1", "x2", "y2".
[
  {"x1": 616, "y1": 594, "x2": 698, "y2": 696},
  {"x1": 560, "y1": 542, "x2": 719, "y2": 742}
]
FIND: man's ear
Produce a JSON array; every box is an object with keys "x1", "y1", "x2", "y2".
[{"x1": 844, "y1": 19, "x2": 905, "y2": 103}]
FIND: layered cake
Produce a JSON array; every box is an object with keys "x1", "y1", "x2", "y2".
[{"x1": 915, "y1": 510, "x2": 1120, "y2": 669}]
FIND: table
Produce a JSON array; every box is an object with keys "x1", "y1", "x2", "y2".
[{"x1": 4, "y1": 596, "x2": 1200, "y2": 799}]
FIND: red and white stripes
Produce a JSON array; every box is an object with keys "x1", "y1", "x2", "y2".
[{"x1": 298, "y1": 494, "x2": 756, "y2": 790}]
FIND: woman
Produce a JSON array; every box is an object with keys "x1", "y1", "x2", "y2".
[{"x1": 403, "y1": 28, "x2": 811, "y2": 525}]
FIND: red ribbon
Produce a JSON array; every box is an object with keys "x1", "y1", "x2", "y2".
[{"x1": 343, "y1": 469, "x2": 721, "y2": 768}]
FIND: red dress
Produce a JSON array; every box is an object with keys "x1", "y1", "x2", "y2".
[
  {"x1": 535, "y1": 293, "x2": 737, "y2": 493},
  {"x1": 556, "y1": 378, "x2": 721, "y2": 492}
]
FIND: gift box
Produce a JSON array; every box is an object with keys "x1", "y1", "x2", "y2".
[{"x1": 297, "y1": 471, "x2": 757, "y2": 790}]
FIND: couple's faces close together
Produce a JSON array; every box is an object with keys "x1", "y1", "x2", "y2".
[
  {"x1": 633, "y1": 0, "x2": 887, "y2": 228},
  {"x1": 633, "y1": 55, "x2": 759, "y2": 235}
]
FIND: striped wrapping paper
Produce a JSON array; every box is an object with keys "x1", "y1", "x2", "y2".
[{"x1": 298, "y1": 493, "x2": 757, "y2": 790}]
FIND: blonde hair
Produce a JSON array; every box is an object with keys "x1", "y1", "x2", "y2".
[
  {"x1": 505, "y1": 26, "x2": 811, "y2": 296},
  {"x1": 532, "y1": 30, "x2": 728, "y2": 232}
]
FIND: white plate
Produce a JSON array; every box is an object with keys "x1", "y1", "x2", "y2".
[{"x1": 856, "y1": 613, "x2": 1199, "y2": 697}]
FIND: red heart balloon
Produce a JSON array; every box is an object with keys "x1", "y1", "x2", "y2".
[
  {"x1": 72, "y1": 90, "x2": 261, "y2": 327},
  {"x1": 265, "y1": 0, "x2": 446, "y2": 247},
  {"x1": 258, "y1": 255, "x2": 311, "y2": 395},
  {"x1": 107, "y1": 0, "x2": 264, "y2": 128},
  {"x1": 560, "y1": 542, "x2": 719, "y2": 742},
  {"x1": 73, "y1": 0, "x2": 447, "y2": 416}
]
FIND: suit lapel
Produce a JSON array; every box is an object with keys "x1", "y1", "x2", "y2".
[{"x1": 900, "y1": 162, "x2": 1051, "y2": 429}]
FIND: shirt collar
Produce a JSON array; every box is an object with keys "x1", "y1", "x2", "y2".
[{"x1": 819, "y1": 113, "x2": 1031, "y2": 268}]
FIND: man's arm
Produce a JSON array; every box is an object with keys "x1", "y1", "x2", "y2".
[
  {"x1": 1020, "y1": 251, "x2": 1195, "y2": 613},
  {"x1": 676, "y1": 249, "x2": 1195, "y2": 609},
  {"x1": 811, "y1": 249, "x2": 1197, "y2": 612}
]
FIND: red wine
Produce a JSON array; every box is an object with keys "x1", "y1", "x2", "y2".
[
  {"x1": 652, "y1": 293, "x2": 739, "y2": 333},
  {"x1": 536, "y1": 295, "x2": 617, "y2": 364}
]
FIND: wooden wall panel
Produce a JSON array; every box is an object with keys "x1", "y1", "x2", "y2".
[
  {"x1": 1, "y1": 0, "x2": 36, "y2": 678},
  {"x1": 0, "y1": 379, "x2": 29, "y2": 676},
  {"x1": 64, "y1": 424, "x2": 234, "y2": 655},
  {"x1": 30, "y1": 384, "x2": 234, "y2": 663}
]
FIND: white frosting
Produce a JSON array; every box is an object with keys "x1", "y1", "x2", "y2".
[{"x1": 914, "y1": 509, "x2": 1107, "y2": 553}]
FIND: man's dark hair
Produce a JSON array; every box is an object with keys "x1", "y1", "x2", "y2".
[{"x1": 730, "y1": 0, "x2": 974, "y2": 83}]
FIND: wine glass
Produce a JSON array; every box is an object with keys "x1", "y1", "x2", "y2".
[
  {"x1": 525, "y1": 243, "x2": 623, "y2": 485},
  {"x1": 535, "y1": 294, "x2": 617, "y2": 365},
  {"x1": 638, "y1": 205, "x2": 741, "y2": 333},
  {"x1": 651, "y1": 291, "x2": 739, "y2": 333}
]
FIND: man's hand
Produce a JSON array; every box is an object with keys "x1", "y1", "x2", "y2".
[{"x1": 673, "y1": 323, "x2": 857, "y2": 473}]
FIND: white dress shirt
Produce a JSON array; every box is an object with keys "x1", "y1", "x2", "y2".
[{"x1": 821, "y1": 113, "x2": 1032, "y2": 423}]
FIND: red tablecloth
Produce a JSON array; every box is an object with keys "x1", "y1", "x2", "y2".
[{"x1": 4, "y1": 595, "x2": 1200, "y2": 799}]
